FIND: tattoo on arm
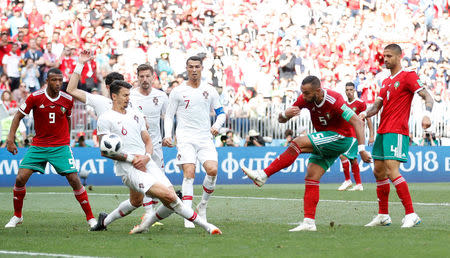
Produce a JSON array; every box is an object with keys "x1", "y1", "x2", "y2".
[
  {"x1": 101, "y1": 151, "x2": 128, "y2": 162},
  {"x1": 417, "y1": 89, "x2": 433, "y2": 112},
  {"x1": 366, "y1": 99, "x2": 383, "y2": 118}
]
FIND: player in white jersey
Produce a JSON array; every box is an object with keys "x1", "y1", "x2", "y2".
[
  {"x1": 163, "y1": 56, "x2": 226, "y2": 228},
  {"x1": 129, "y1": 63, "x2": 168, "y2": 221},
  {"x1": 93, "y1": 80, "x2": 221, "y2": 234},
  {"x1": 66, "y1": 51, "x2": 148, "y2": 228}
]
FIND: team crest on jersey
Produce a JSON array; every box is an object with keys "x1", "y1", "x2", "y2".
[
  {"x1": 177, "y1": 154, "x2": 181, "y2": 160},
  {"x1": 61, "y1": 107, "x2": 66, "y2": 114},
  {"x1": 203, "y1": 91, "x2": 209, "y2": 99},
  {"x1": 394, "y1": 81, "x2": 400, "y2": 89},
  {"x1": 134, "y1": 115, "x2": 139, "y2": 123},
  {"x1": 153, "y1": 97, "x2": 158, "y2": 105},
  {"x1": 139, "y1": 183, "x2": 144, "y2": 189},
  {"x1": 352, "y1": 107, "x2": 357, "y2": 111}
]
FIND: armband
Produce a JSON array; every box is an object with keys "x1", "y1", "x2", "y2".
[
  {"x1": 341, "y1": 104, "x2": 355, "y2": 122},
  {"x1": 74, "y1": 63, "x2": 84, "y2": 75},
  {"x1": 214, "y1": 107, "x2": 225, "y2": 115},
  {"x1": 126, "y1": 154, "x2": 135, "y2": 163},
  {"x1": 358, "y1": 145, "x2": 365, "y2": 153}
]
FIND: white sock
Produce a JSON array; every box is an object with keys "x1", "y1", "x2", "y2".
[
  {"x1": 142, "y1": 196, "x2": 159, "y2": 213},
  {"x1": 169, "y1": 198, "x2": 209, "y2": 231},
  {"x1": 104, "y1": 199, "x2": 138, "y2": 226},
  {"x1": 201, "y1": 175, "x2": 216, "y2": 204},
  {"x1": 141, "y1": 204, "x2": 174, "y2": 228},
  {"x1": 182, "y1": 178, "x2": 194, "y2": 210}
]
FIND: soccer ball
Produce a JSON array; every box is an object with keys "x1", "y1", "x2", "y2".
[{"x1": 100, "y1": 133, "x2": 123, "y2": 155}]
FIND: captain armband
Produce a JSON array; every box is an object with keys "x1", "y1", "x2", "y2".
[{"x1": 340, "y1": 104, "x2": 355, "y2": 122}]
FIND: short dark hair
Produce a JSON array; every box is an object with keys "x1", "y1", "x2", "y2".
[
  {"x1": 301, "y1": 75, "x2": 321, "y2": 89},
  {"x1": 136, "y1": 63, "x2": 154, "y2": 76},
  {"x1": 109, "y1": 80, "x2": 132, "y2": 98},
  {"x1": 345, "y1": 82, "x2": 355, "y2": 88},
  {"x1": 384, "y1": 44, "x2": 402, "y2": 55},
  {"x1": 47, "y1": 68, "x2": 62, "y2": 77},
  {"x1": 186, "y1": 55, "x2": 203, "y2": 66},
  {"x1": 105, "y1": 72, "x2": 124, "y2": 86}
]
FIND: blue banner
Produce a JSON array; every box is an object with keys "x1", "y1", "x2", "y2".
[{"x1": 0, "y1": 146, "x2": 449, "y2": 187}]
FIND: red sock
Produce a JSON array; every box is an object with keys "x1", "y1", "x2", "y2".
[
  {"x1": 351, "y1": 161, "x2": 361, "y2": 185},
  {"x1": 342, "y1": 159, "x2": 351, "y2": 181},
  {"x1": 73, "y1": 186, "x2": 95, "y2": 220},
  {"x1": 13, "y1": 185, "x2": 26, "y2": 218},
  {"x1": 376, "y1": 179, "x2": 390, "y2": 214},
  {"x1": 264, "y1": 142, "x2": 301, "y2": 177},
  {"x1": 392, "y1": 176, "x2": 414, "y2": 215},
  {"x1": 304, "y1": 179, "x2": 320, "y2": 219}
]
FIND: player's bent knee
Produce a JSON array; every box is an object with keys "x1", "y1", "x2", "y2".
[{"x1": 159, "y1": 190, "x2": 177, "y2": 205}]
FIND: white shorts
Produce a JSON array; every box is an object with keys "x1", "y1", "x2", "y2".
[
  {"x1": 116, "y1": 160, "x2": 172, "y2": 195},
  {"x1": 151, "y1": 143, "x2": 164, "y2": 170},
  {"x1": 176, "y1": 138, "x2": 218, "y2": 166}
]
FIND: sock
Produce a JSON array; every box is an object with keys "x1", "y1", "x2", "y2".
[
  {"x1": 304, "y1": 179, "x2": 320, "y2": 219},
  {"x1": 392, "y1": 176, "x2": 414, "y2": 215},
  {"x1": 104, "y1": 199, "x2": 138, "y2": 226},
  {"x1": 351, "y1": 161, "x2": 361, "y2": 185},
  {"x1": 169, "y1": 198, "x2": 209, "y2": 231},
  {"x1": 142, "y1": 196, "x2": 159, "y2": 213},
  {"x1": 73, "y1": 186, "x2": 95, "y2": 221},
  {"x1": 376, "y1": 179, "x2": 390, "y2": 214},
  {"x1": 13, "y1": 185, "x2": 26, "y2": 218},
  {"x1": 182, "y1": 178, "x2": 194, "y2": 211},
  {"x1": 342, "y1": 159, "x2": 351, "y2": 181},
  {"x1": 141, "y1": 204, "x2": 174, "y2": 228},
  {"x1": 201, "y1": 175, "x2": 216, "y2": 204},
  {"x1": 264, "y1": 142, "x2": 301, "y2": 177}
]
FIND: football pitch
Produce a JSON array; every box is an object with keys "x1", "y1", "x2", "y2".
[{"x1": 0, "y1": 183, "x2": 449, "y2": 258}]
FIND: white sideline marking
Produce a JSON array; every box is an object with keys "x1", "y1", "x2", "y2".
[
  {"x1": 0, "y1": 192, "x2": 449, "y2": 207},
  {"x1": 0, "y1": 250, "x2": 105, "y2": 258}
]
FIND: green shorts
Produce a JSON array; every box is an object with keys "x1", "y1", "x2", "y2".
[
  {"x1": 19, "y1": 146, "x2": 77, "y2": 175},
  {"x1": 372, "y1": 133, "x2": 409, "y2": 162},
  {"x1": 307, "y1": 131, "x2": 354, "y2": 171},
  {"x1": 342, "y1": 137, "x2": 358, "y2": 160}
]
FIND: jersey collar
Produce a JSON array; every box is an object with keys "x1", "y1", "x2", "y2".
[
  {"x1": 315, "y1": 89, "x2": 327, "y2": 108},
  {"x1": 347, "y1": 98, "x2": 357, "y2": 104},
  {"x1": 45, "y1": 90, "x2": 61, "y2": 102},
  {"x1": 389, "y1": 69, "x2": 403, "y2": 80}
]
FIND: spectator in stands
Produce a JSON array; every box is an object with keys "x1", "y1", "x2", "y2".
[
  {"x1": 2, "y1": 42, "x2": 21, "y2": 91},
  {"x1": 73, "y1": 132, "x2": 90, "y2": 147},
  {"x1": 282, "y1": 129, "x2": 294, "y2": 147},
  {"x1": 1, "y1": 90, "x2": 17, "y2": 114},
  {"x1": 21, "y1": 58, "x2": 40, "y2": 92},
  {"x1": 42, "y1": 42, "x2": 59, "y2": 81},
  {"x1": 0, "y1": 74, "x2": 10, "y2": 93},
  {"x1": 12, "y1": 83, "x2": 29, "y2": 106},
  {"x1": 244, "y1": 129, "x2": 265, "y2": 147}
]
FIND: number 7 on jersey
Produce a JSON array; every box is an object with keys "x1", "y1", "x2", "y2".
[{"x1": 184, "y1": 99, "x2": 190, "y2": 109}]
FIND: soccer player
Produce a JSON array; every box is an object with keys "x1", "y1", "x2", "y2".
[
  {"x1": 129, "y1": 63, "x2": 168, "y2": 220},
  {"x1": 241, "y1": 75, "x2": 373, "y2": 231},
  {"x1": 163, "y1": 56, "x2": 226, "y2": 228},
  {"x1": 4, "y1": 68, "x2": 96, "y2": 228},
  {"x1": 95, "y1": 80, "x2": 221, "y2": 235},
  {"x1": 337, "y1": 82, "x2": 374, "y2": 191},
  {"x1": 360, "y1": 44, "x2": 433, "y2": 228}
]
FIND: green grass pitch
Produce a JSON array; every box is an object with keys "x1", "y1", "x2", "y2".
[{"x1": 0, "y1": 183, "x2": 449, "y2": 257}]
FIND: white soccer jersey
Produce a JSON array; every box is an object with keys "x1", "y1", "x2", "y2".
[
  {"x1": 85, "y1": 93, "x2": 112, "y2": 117},
  {"x1": 165, "y1": 82, "x2": 222, "y2": 141},
  {"x1": 97, "y1": 109, "x2": 146, "y2": 176},
  {"x1": 129, "y1": 88, "x2": 168, "y2": 145}
]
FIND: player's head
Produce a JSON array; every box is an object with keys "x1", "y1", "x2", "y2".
[
  {"x1": 186, "y1": 56, "x2": 203, "y2": 81},
  {"x1": 105, "y1": 72, "x2": 124, "y2": 87},
  {"x1": 383, "y1": 44, "x2": 402, "y2": 70},
  {"x1": 136, "y1": 63, "x2": 155, "y2": 90},
  {"x1": 300, "y1": 75, "x2": 321, "y2": 103},
  {"x1": 345, "y1": 82, "x2": 356, "y2": 100},
  {"x1": 110, "y1": 80, "x2": 132, "y2": 109},
  {"x1": 46, "y1": 68, "x2": 63, "y2": 93}
]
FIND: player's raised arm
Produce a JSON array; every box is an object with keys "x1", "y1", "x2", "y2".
[
  {"x1": 66, "y1": 50, "x2": 94, "y2": 103},
  {"x1": 162, "y1": 91, "x2": 177, "y2": 147},
  {"x1": 6, "y1": 111, "x2": 25, "y2": 155}
]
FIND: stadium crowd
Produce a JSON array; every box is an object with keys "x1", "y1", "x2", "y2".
[{"x1": 0, "y1": 0, "x2": 449, "y2": 146}]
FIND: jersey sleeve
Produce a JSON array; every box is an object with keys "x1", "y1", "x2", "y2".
[
  {"x1": 406, "y1": 72, "x2": 424, "y2": 94},
  {"x1": 136, "y1": 111, "x2": 147, "y2": 132},
  {"x1": 66, "y1": 100, "x2": 73, "y2": 117},
  {"x1": 19, "y1": 94, "x2": 35, "y2": 116},
  {"x1": 378, "y1": 86, "x2": 387, "y2": 100},
  {"x1": 360, "y1": 101, "x2": 367, "y2": 112},
  {"x1": 210, "y1": 88, "x2": 223, "y2": 110},
  {"x1": 86, "y1": 92, "x2": 107, "y2": 112},
  {"x1": 292, "y1": 95, "x2": 306, "y2": 109},
  {"x1": 161, "y1": 93, "x2": 168, "y2": 116},
  {"x1": 97, "y1": 114, "x2": 111, "y2": 136},
  {"x1": 163, "y1": 89, "x2": 179, "y2": 138}
]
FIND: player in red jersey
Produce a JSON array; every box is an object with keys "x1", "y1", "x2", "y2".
[
  {"x1": 360, "y1": 44, "x2": 433, "y2": 228},
  {"x1": 4, "y1": 68, "x2": 96, "y2": 229},
  {"x1": 241, "y1": 75, "x2": 373, "y2": 231},
  {"x1": 337, "y1": 82, "x2": 374, "y2": 191}
]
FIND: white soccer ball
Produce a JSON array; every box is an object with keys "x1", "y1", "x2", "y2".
[{"x1": 100, "y1": 133, "x2": 123, "y2": 155}]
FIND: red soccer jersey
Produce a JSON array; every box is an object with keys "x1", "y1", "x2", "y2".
[
  {"x1": 293, "y1": 89, "x2": 354, "y2": 137},
  {"x1": 346, "y1": 98, "x2": 367, "y2": 137},
  {"x1": 377, "y1": 70, "x2": 423, "y2": 136},
  {"x1": 19, "y1": 89, "x2": 73, "y2": 147}
]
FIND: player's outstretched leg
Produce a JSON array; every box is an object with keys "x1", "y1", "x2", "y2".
[
  {"x1": 92, "y1": 199, "x2": 139, "y2": 231},
  {"x1": 242, "y1": 140, "x2": 305, "y2": 187},
  {"x1": 73, "y1": 186, "x2": 96, "y2": 228},
  {"x1": 198, "y1": 162, "x2": 217, "y2": 222},
  {"x1": 392, "y1": 175, "x2": 421, "y2": 228},
  {"x1": 90, "y1": 212, "x2": 108, "y2": 231},
  {"x1": 289, "y1": 179, "x2": 319, "y2": 232},
  {"x1": 141, "y1": 197, "x2": 163, "y2": 227},
  {"x1": 182, "y1": 177, "x2": 195, "y2": 228}
]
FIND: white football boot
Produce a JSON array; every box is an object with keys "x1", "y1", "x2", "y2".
[
  {"x1": 241, "y1": 165, "x2": 267, "y2": 187},
  {"x1": 207, "y1": 223, "x2": 222, "y2": 235},
  {"x1": 365, "y1": 214, "x2": 392, "y2": 227},
  {"x1": 348, "y1": 184, "x2": 364, "y2": 191},
  {"x1": 289, "y1": 218, "x2": 317, "y2": 232},
  {"x1": 5, "y1": 216, "x2": 23, "y2": 228},
  {"x1": 87, "y1": 218, "x2": 97, "y2": 228},
  {"x1": 338, "y1": 180, "x2": 352, "y2": 191},
  {"x1": 401, "y1": 213, "x2": 421, "y2": 228}
]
